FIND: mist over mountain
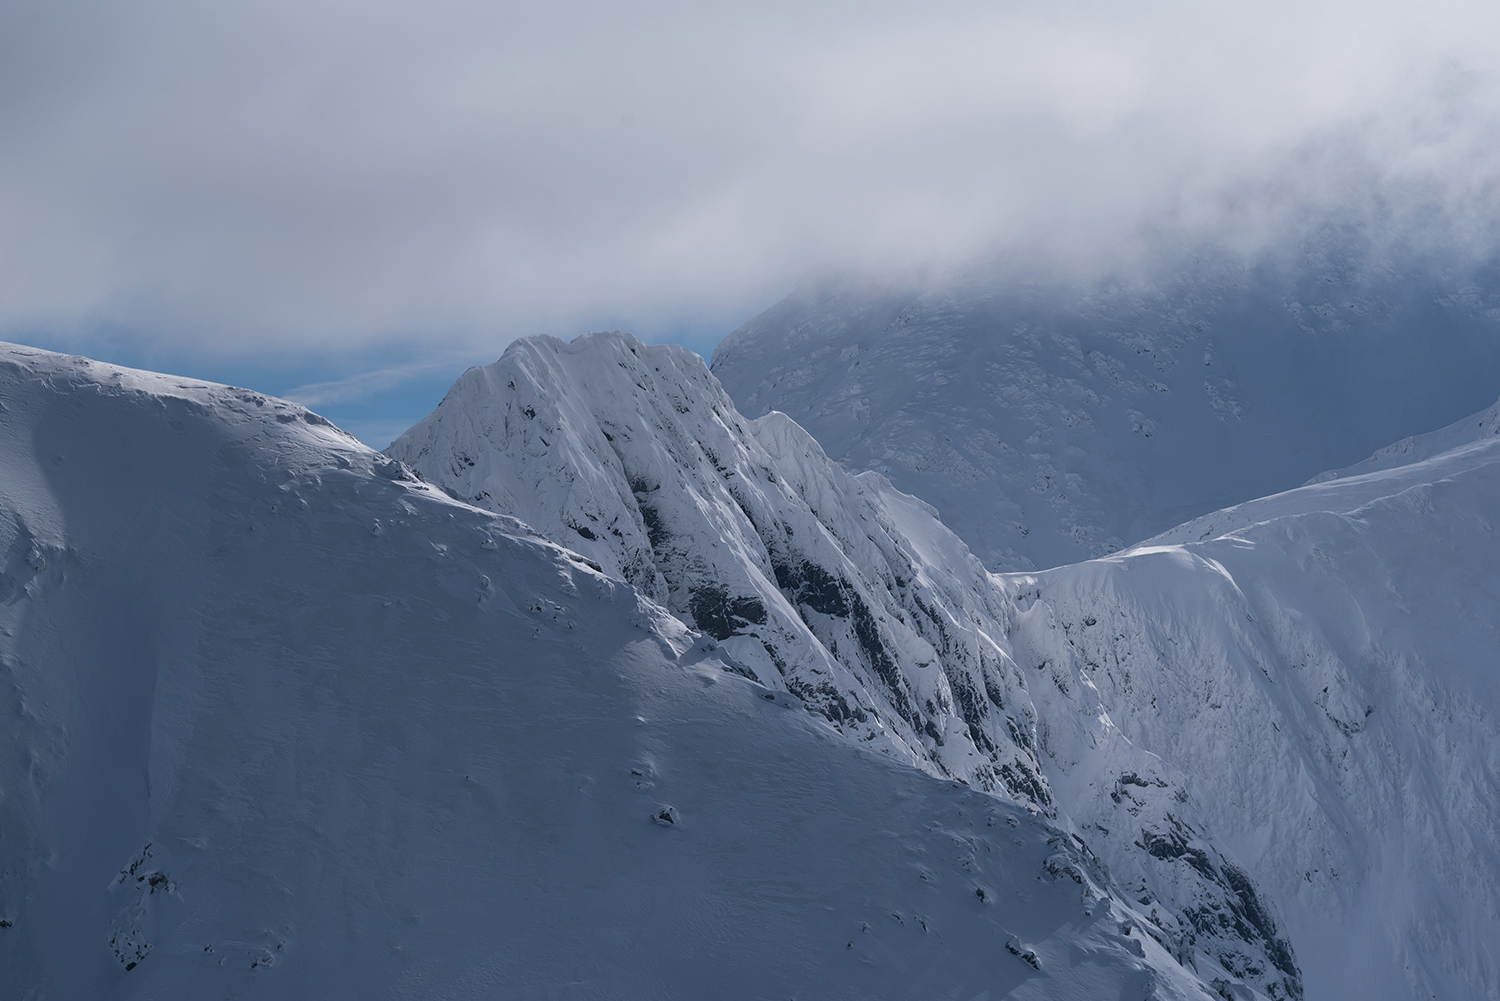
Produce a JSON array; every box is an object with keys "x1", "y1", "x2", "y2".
[
  {"x1": 5, "y1": 1, "x2": 1500, "y2": 996},
  {"x1": 9, "y1": 0, "x2": 1500, "y2": 379},
  {"x1": 6, "y1": 238, "x2": 1500, "y2": 998},
  {"x1": 711, "y1": 240, "x2": 1500, "y2": 570}
]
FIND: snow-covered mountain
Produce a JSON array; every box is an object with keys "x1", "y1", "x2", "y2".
[
  {"x1": 387, "y1": 332, "x2": 1038, "y2": 791},
  {"x1": 9, "y1": 329, "x2": 1498, "y2": 1001},
  {"x1": 394, "y1": 329, "x2": 1500, "y2": 1000},
  {"x1": 389, "y1": 331, "x2": 1305, "y2": 999},
  {"x1": 0, "y1": 343, "x2": 1218, "y2": 999},
  {"x1": 1004, "y1": 399, "x2": 1500, "y2": 1000},
  {"x1": 709, "y1": 250, "x2": 1500, "y2": 571}
]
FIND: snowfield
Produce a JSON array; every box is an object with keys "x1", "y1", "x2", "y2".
[{"x1": 0, "y1": 343, "x2": 1214, "y2": 999}]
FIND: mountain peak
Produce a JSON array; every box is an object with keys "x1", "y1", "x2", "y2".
[{"x1": 390, "y1": 330, "x2": 1305, "y2": 1000}]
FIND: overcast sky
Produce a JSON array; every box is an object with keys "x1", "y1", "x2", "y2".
[{"x1": 4, "y1": 0, "x2": 1500, "y2": 442}]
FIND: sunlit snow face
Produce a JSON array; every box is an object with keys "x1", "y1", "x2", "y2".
[{"x1": 2, "y1": 0, "x2": 1500, "y2": 355}]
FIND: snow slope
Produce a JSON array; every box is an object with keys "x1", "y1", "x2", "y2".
[
  {"x1": 1305, "y1": 393, "x2": 1500, "y2": 485},
  {"x1": 0, "y1": 343, "x2": 1213, "y2": 999},
  {"x1": 390, "y1": 331, "x2": 1305, "y2": 999},
  {"x1": 710, "y1": 252, "x2": 1500, "y2": 571},
  {"x1": 1009, "y1": 404, "x2": 1500, "y2": 1000}
]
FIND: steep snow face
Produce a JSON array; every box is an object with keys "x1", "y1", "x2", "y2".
[
  {"x1": 390, "y1": 331, "x2": 1303, "y2": 1000},
  {"x1": 0, "y1": 342, "x2": 1212, "y2": 1000},
  {"x1": 709, "y1": 256, "x2": 1500, "y2": 571},
  {"x1": 1010, "y1": 417, "x2": 1500, "y2": 1001}
]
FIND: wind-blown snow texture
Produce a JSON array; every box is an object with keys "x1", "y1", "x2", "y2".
[
  {"x1": 390, "y1": 331, "x2": 1305, "y2": 1000},
  {"x1": 0, "y1": 343, "x2": 1214, "y2": 999},
  {"x1": 710, "y1": 252, "x2": 1500, "y2": 571}
]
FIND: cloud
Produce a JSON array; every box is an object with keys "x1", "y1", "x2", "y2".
[
  {"x1": 3, "y1": 0, "x2": 1500, "y2": 357},
  {"x1": 283, "y1": 358, "x2": 470, "y2": 409}
]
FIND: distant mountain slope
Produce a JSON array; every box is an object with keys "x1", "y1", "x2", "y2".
[
  {"x1": 709, "y1": 252, "x2": 1500, "y2": 570},
  {"x1": 0, "y1": 343, "x2": 1210, "y2": 999},
  {"x1": 1010, "y1": 397, "x2": 1500, "y2": 1001},
  {"x1": 1305, "y1": 393, "x2": 1500, "y2": 484},
  {"x1": 390, "y1": 331, "x2": 1305, "y2": 1000}
]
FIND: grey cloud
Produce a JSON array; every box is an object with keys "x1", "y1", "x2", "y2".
[
  {"x1": 3, "y1": 0, "x2": 1500, "y2": 356},
  {"x1": 282, "y1": 357, "x2": 471, "y2": 408}
]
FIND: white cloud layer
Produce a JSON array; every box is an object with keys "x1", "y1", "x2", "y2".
[{"x1": 3, "y1": 0, "x2": 1500, "y2": 354}]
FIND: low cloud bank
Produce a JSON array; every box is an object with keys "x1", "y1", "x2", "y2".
[{"x1": 3, "y1": 0, "x2": 1499, "y2": 355}]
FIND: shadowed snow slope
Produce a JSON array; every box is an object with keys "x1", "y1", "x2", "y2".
[
  {"x1": 0, "y1": 343, "x2": 1214, "y2": 999},
  {"x1": 1010, "y1": 407, "x2": 1500, "y2": 1001},
  {"x1": 389, "y1": 331, "x2": 1304, "y2": 1000},
  {"x1": 710, "y1": 254, "x2": 1500, "y2": 571}
]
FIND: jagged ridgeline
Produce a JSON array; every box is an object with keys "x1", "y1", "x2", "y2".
[
  {"x1": 387, "y1": 331, "x2": 1050, "y2": 797},
  {"x1": 387, "y1": 331, "x2": 1302, "y2": 1001}
]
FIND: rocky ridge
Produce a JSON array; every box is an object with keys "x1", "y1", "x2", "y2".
[{"x1": 388, "y1": 331, "x2": 1303, "y2": 999}]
